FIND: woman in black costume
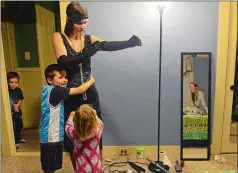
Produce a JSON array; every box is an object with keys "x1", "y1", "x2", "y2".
[{"x1": 53, "y1": 1, "x2": 142, "y2": 170}]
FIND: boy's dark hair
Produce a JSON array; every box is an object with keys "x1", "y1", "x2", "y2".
[
  {"x1": 44, "y1": 64, "x2": 61, "y2": 85},
  {"x1": 7, "y1": 72, "x2": 20, "y2": 82}
]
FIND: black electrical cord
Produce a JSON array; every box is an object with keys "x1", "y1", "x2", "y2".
[
  {"x1": 102, "y1": 160, "x2": 148, "y2": 173},
  {"x1": 102, "y1": 161, "x2": 128, "y2": 172},
  {"x1": 109, "y1": 162, "x2": 128, "y2": 172},
  {"x1": 102, "y1": 163, "x2": 110, "y2": 167},
  {"x1": 109, "y1": 170, "x2": 126, "y2": 173}
]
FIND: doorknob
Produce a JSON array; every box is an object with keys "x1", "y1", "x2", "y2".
[{"x1": 230, "y1": 85, "x2": 234, "y2": 90}]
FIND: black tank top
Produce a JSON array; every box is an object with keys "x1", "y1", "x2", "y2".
[{"x1": 60, "y1": 33, "x2": 92, "y2": 88}]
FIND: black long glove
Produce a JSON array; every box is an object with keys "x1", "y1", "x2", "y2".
[
  {"x1": 95, "y1": 35, "x2": 142, "y2": 51},
  {"x1": 57, "y1": 43, "x2": 99, "y2": 68}
]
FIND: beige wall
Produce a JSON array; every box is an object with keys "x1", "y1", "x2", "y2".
[
  {"x1": 60, "y1": 2, "x2": 70, "y2": 32},
  {"x1": 18, "y1": 69, "x2": 42, "y2": 129}
]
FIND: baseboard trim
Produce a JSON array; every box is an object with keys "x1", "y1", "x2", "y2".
[
  {"x1": 17, "y1": 68, "x2": 40, "y2": 72},
  {"x1": 101, "y1": 146, "x2": 180, "y2": 160}
]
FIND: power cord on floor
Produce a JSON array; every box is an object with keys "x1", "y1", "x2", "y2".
[
  {"x1": 103, "y1": 154, "x2": 120, "y2": 163},
  {"x1": 102, "y1": 155, "x2": 149, "y2": 173},
  {"x1": 103, "y1": 155, "x2": 129, "y2": 172}
]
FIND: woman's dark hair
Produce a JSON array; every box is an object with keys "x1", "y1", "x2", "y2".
[{"x1": 64, "y1": 2, "x2": 88, "y2": 37}]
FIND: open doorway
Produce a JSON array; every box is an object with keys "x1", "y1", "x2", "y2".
[{"x1": 1, "y1": 1, "x2": 61, "y2": 153}]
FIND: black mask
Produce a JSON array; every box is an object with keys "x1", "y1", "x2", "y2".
[{"x1": 68, "y1": 12, "x2": 88, "y2": 24}]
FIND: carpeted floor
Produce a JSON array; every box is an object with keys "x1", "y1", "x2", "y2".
[{"x1": 17, "y1": 129, "x2": 40, "y2": 152}]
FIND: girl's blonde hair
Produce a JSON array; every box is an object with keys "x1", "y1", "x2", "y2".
[{"x1": 74, "y1": 104, "x2": 97, "y2": 140}]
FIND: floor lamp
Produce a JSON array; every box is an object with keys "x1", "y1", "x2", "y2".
[
  {"x1": 157, "y1": 3, "x2": 166, "y2": 162},
  {"x1": 156, "y1": 3, "x2": 170, "y2": 173}
]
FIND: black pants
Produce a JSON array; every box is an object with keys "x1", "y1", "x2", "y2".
[
  {"x1": 12, "y1": 117, "x2": 23, "y2": 144},
  {"x1": 40, "y1": 141, "x2": 63, "y2": 171}
]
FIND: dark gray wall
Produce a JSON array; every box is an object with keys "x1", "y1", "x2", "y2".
[
  {"x1": 83, "y1": 2, "x2": 219, "y2": 145},
  {"x1": 193, "y1": 57, "x2": 210, "y2": 103}
]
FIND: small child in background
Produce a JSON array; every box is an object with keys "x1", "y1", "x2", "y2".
[
  {"x1": 7, "y1": 72, "x2": 26, "y2": 149},
  {"x1": 40, "y1": 64, "x2": 95, "y2": 173},
  {"x1": 65, "y1": 104, "x2": 104, "y2": 173}
]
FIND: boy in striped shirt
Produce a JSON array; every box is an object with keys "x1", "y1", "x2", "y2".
[{"x1": 39, "y1": 64, "x2": 95, "y2": 173}]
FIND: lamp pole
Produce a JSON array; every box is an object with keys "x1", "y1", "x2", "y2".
[{"x1": 157, "y1": 4, "x2": 166, "y2": 162}]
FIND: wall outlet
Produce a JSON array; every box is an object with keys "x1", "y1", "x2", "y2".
[{"x1": 118, "y1": 148, "x2": 128, "y2": 156}]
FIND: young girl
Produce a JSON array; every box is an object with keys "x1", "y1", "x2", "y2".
[{"x1": 65, "y1": 104, "x2": 104, "y2": 173}]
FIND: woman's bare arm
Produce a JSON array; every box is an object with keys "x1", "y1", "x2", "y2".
[
  {"x1": 52, "y1": 32, "x2": 98, "y2": 67},
  {"x1": 91, "y1": 35, "x2": 104, "y2": 43},
  {"x1": 52, "y1": 32, "x2": 68, "y2": 59}
]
